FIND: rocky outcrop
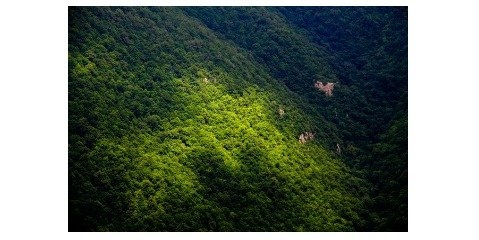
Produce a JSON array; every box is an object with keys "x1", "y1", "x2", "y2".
[
  {"x1": 299, "y1": 132, "x2": 315, "y2": 144},
  {"x1": 314, "y1": 81, "x2": 335, "y2": 96},
  {"x1": 278, "y1": 107, "x2": 285, "y2": 118}
]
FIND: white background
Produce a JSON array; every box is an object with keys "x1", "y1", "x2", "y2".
[{"x1": 1, "y1": 0, "x2": 478, "y2": 239}]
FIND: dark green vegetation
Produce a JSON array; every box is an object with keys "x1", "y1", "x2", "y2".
[{"x1": 69, "y1": 7, "x2": 407, "y2": 231}]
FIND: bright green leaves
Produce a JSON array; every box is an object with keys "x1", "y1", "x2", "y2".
[{"x1": 68, "y1": 7, "x2": 398, "y2": 231}]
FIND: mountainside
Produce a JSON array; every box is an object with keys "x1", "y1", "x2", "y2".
[{"x1": 69, "y1": 7, "x2": 407, "y2": 231}]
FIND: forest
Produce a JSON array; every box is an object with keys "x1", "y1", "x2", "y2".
[{"x1": 69, "y1": 7, "x2": 407, "y2": 231}]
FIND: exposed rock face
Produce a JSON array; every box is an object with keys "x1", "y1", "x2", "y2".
[
  {"x1": 278, "y1": 107, "x2": 285, "y2": 118},
  {"x1": 299, "y1": 132, "x2": 315, "y2": 144},
  {"x1": 314, "y1": 81, "x2": 335, "y2": 96}
]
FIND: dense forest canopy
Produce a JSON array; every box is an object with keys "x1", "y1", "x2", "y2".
[{"x1": 69, "y1": 6, "x2": 407, "y2": 231}]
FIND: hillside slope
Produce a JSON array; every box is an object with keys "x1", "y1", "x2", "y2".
[{"x1": 69, "y1": 7, "x2": 407, "y2": 231}]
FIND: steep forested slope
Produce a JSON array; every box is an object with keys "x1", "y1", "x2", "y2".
[
  {"x1": 69, "y1": 7, "x2": 407, "y2": 231},
  {"x1": 277, "y1": 7, "x2": 408, "y2": 139},
  {"x1": 274, "y1": 7, "x2": 408, "y2": 230}
]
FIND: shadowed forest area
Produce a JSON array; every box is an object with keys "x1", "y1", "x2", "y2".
[{"x1": 69, "y1": 7, "x2": 407, "y2": 231}]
